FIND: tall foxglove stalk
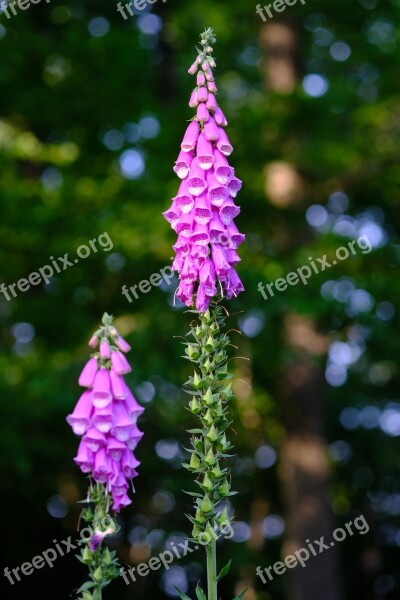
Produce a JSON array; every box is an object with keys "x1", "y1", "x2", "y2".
[
  {"x1": 67, "y1": 313, "x2": 144, "y2": 600},
  {"x1": 163, "y1": 29, "x2": 246, "y2": 600}
]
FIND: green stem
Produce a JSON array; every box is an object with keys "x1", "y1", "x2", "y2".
[
  {"x1": 206, "y1": 541, "x2": 218, "y2": 600},
  {"x1": 92, "y1": 587, "x2": 102, "y2": 600}
]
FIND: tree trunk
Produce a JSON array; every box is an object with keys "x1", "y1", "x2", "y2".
[{"x1": 279, "y1": 314, "x2": 341, "y2": 600}]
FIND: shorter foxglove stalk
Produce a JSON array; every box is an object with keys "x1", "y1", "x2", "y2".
[
  {"x1": 76, "y1": 483, "x2": 120, "y2": 600},
  {"x1": 67, "y1": 313, "x2": 144, "y2": 599}
]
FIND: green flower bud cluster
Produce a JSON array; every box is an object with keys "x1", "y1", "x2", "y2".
[
  {"x1": 76, "y1": 482, "x2": 120, "y2": 600},
  {"x1": 194, "y1": 28, "x2": 218, "y2": 72},
  {"x1": 182, "y1": 304, "x2": 236, "y2": 545}
]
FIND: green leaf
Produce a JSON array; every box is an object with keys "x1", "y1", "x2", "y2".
[
  {"x1": 216, "y1": 559, "x2": 231, "y2": 582},
  {"x1": 233, "y1": 587, "x2": 248, "y2": 600},
  {"x1": 195, "y1": 584, "x2": 207, "y2": 600},
  {"x1": 175, "y1": 586, "x2": 192, "y2": 600},
  {"x1": 77, "y1": 581, "x2": 95, "y2": 593},
  {"x1": 182, "y1": 490, "x2": 204, "y2": 497}
]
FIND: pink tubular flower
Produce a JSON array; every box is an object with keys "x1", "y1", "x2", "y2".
[
  {"x1": 196, "y1": 132, "x2": 214, "y2": 170},
  {"x1": 66, "y1": 390, "x2": 93, "y2": 435},
  {"x1": 197, "y1": 71, "x2": 206, "y2": 86},
  {"x1": 92, "y1": 405, "x2": 114, "y2": 433},
  {"x1": 110, "y1": 350, "x2": 131, "y2": 375},
  {"x1": 189, "y1": 89, "x2": 199, "y2": 108},
  {"x1": 193, "y1": 195, "x2": 212, "y2": 225},
  {"x1": 89, "y1": 530, "x2": 110, "y2": 552},
  {"x1": 214, "y1": 106, "x2": 228, "y2": 127},
  {"x1": 227, "y1": 176, "x2": 243, "y2": 198},
  {"x1": 204, "y1": 118, "x2": 219, "y2": 142},
  {"x1": 196, "y1": 283, "x2": 211, "y2": 313},
  {"x1": 111, "y1": 402, "x2": 135, "y2": 442},
  {"x1": 197, "y1": 103, "x2": 210, "y2": 123},
  {"x1": 92, "y1": 368, "x2": 112, "y2": 409},
  {"x1": 174, "y1": 150, "x2": 194, "y2": 179},
  {"x1": 186, "y1": 159, "x2": 207, "y2": 196},
  {"x1": 67, "y1": 314, "x2": 144, "y2": 512},
  {"x1": 124, "y1": 386, "x2": 145, "y2": 419},
  {"x1": 78, "y1": 357, "x2": 98, "y2": 388},
  {"x1": 220, "y1": 198, "x2": 240, "y2": 226},
  {"x1": 121, "y1": 449, "x2": 140, "y2": 478},
  {"x1": 181, "y1": 121, "x2": 200, "y2": 152},
  {"x1": 84, "y1": 427, "x2": 107, "y2": 452},
  {"x1": 107, "y1": 436, "x2": 126, "y2": 461},
  {"x1": 116, "y1": 336, "x2": 131, "y2": 353},
  {"x1": 197, "y1": 86, "x2": 208, "y2": 103},
  {"x1": 74, "y1": 439, "x2": 94, "y2": 473},
  {"x1": 206, "y1": 93, "x2": 217, "y2": 112},
  {"x1": 112, "y1": 493, "x2": 132, "y2": 512},
  {"x1": 93, "y1": 448, "x2": 113, "y2": 484},
  {"x1": 88, "y1": 334, "x2": 99, "y2": 348},
  {"x1": 100, "y1": 340, "x2": 110, "y2": 359},
  {"x1": 163, "y1": 41, "x2": 244, "y2": 311},
  {"x1": 225, "y1": 268, "x2": 245, "y2": 299},
  {"x1": 110, "y1": 370, "x2": 128, "y2": 399}
]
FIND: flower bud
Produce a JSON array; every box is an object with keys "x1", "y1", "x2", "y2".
[
  {"x1": 188, "y1": 61, "x2": 199, "y2": 75},
  {"x1": 204, "y1": 522, "x2": 217, "y2": 542},
  {"x1": 202, "y1": 473, "x2": 213, "y2": 492},
  {"x1": 193, "y1": 372, "x2": 203, "y2": 389},
  {"x1": 217, "y1": 479, "x2": 230, "y2": 497},
  {"x1": 195, "y1": 509, "x2": 207, "y2": 524},
  {"x1": 187, "y1": 344, "x2": 200, "y2": 360},
  {"x1": 205, "y1": 448, "x2": 216, "y2": 466},
  {"x1": 206, "y1": 424, "x2": 218, "y2": 442},
  {"x1": 202, "y1": 308, "x2": 212, "y2": 323},
  {"x1": 202, "y1": 388, "x2": 214, "y2": 406},
  {"x1": 217, "y1": 434, "x2": 230, "y2": 451},
  {"x1": 213, "y1": 402, "x2": 224, "y2": 418},
  {"x1": 216, "y1": 507, "x2": 230, "y2": 527},
  {"x1": 203, "y1": 358, "x2": 212, "y2": 372},
  {"x1": 203, "y1": 409, "x2": 214, "y2": 426},
  {"x1": 189, "y1": 397, "x2": 202, "y2": 415},
  {"x1": 200, "y1": 494, "x2": 213, "y2": 513},
  {"x1": 82, "y1": 547, "x2": 92, "y2": 563},
  {"x1": 93, "y1": 566, "x2": 103, "y2": 582},
  {"x1": 215, "y1": 352, "x2": 225, "y2": 364},
  {"x1": 211, "y1": 463, "x2": 222, "y2": 479},
  {"x1": 216, "y1": 365, "x2": 228, "y2": 380},
  {"x1": 100, "y1": 339, "x2": 111, "y2": 359},
  {"x1": 193, "y1": 437, "x2": 203, "y2": 452},
  {"x1": 192, "y1": 523, "x2": 202, "y2": 538},
  {"x1": 89, "y1": 334, "x2": 99, "y2": 348},
  {"x1": 189, "y1": 452, "x2": 201, "y2": 470}
]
